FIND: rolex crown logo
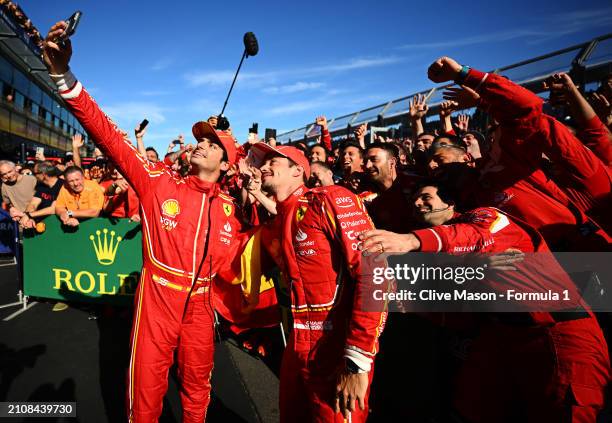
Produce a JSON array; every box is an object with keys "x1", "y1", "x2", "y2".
[{"x1": 90, "y1": 228, "x2": 123, "y2": 265}]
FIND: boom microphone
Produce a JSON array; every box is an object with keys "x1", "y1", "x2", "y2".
[
  {"x1": 244, "y1": 32, "x2": 259, "y2": 57},
  {"x1": 427, "y1": 205, "x2": 451, "y2": 213},
  {"x1": 217, "y1": 32, "x2": 260, "y2": 130}
]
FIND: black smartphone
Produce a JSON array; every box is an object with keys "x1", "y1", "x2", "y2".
[
  {"x1": 137, "y1": 119, "x2": 149, "y2": 132},
  {"x1": 172, "y1": 139, "x2": 181, "y2": 145},
  {"x1": 249, "y1": 123, "x2": 258, "y2": 134},
  {"x1": 59, "y1": 11, "x2": 82, "y2": 43},
  {"x1": 265, "y1": 128, "x2": 276, "y2": 141}
]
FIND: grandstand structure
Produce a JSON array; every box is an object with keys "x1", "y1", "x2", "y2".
[
  {"x1": 277, "y1": 33, "x2": 612, "y2": 145},
  {"x1": 0, "y1": 5, "x2": 88, "y2": 161}
]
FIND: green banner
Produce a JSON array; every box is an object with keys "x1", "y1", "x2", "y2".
[{"x1": 23, "y1": 217, "x2": 143, "y2": 306}]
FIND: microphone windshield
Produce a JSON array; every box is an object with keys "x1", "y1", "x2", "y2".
[{"x1": 243, "y1": 32, "x2": 259, "y2": 57}]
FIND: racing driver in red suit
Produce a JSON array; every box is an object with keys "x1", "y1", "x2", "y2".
[
  {"x1": 360, "y1": 181, "x2": 610, "y2": 422},
  {"x1": 43, "y1": 22, "x2": 250, "y2": 423},
  {"x1": 248, "y1": 143, "x2": 387, "y2": 422}
]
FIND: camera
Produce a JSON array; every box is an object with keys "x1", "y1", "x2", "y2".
[{"x1": 216, "y1": 115, "x2": 230, "y2": 131}]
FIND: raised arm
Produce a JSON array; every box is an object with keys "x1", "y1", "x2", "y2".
[
  {"x1": 71, "y1": 133, "x2": 83, "y2": 168},
  {"x1": 42, "y1": 21, "x2": 162, "y2": 198}
]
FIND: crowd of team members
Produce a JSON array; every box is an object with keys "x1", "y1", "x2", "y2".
[{"x1": 6, "y1": 29, "x2": 612, "y2": 422}]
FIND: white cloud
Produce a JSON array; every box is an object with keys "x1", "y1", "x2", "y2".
[
  {"x1": 397, "y1": 7, "x2": 612, "y2": 50},
  {"x1": 309, "y1": 57, "x2": 403, "y2": 73},
  {"x1": 397, "y1": 30, "x2": 540, "y2": 50},
  {"x1": 151, "y1": 58, "x2": 173, "y2": 71},
  {"x1": 266, "y1": 98, "x2": 332, "y2": 116},
  {"x1": 184, "y1": 55, "x2": 403, "y2": 88},
  {"x1": 184, "y1": 70, "x2": 277, "y2": 87},
  {"x1": 102, "y1": 102, "x2": 168, "y2": 125},
  {"x1": 262, "y1": 81, "x2": 325, "y2": 95}
]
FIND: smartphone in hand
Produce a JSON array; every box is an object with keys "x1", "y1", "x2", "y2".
[
  {"x1": 137, "y1": 119, "x2": 149, "y2": 133},
  {"x1": 58, "y1": 11, "x2": 82, "y2": 45}
]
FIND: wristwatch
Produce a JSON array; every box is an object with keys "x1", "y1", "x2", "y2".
[
  {"x1": 66, "y1": 210, "x2": 74, "y2": 218},
  {"x1": 345, "y1": 358, "x2": 367, "y2": 374}
]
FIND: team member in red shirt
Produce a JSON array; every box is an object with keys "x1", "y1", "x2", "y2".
[
  {"x1": 429, "y1": 56, "x2": 610, "y2": 251},
  {"x1": 249, "y1": 142, "x2": 386, "y2": 422},
  {"x1": 43, "y1": 22, "x2": 250, "y2": 423},
  {"x1": 360, "y1": 181, "x2": 610, "y2": 422},
  {"x1": 99, "y1": 163, "x2": 140, "y2": 221}
]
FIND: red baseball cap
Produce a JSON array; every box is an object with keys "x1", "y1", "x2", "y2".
[
  {"x1": 192, "y1": 121, "x2": 238, "y2": 165},
  {"x1": 249, "y1": 143, "x2": 311, "y2": 179}
]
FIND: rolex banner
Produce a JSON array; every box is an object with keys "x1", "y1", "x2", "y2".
[{"x1": 23, "y1": 217, "x2": 142, "y2": 306}]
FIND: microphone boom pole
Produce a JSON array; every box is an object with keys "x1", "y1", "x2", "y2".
[
  {"x1": 218, "y1": 32, "x2": 259, "y2": 122},
  {"x1": 220, "y1": 49, "x2": 247, "y2": 117}
]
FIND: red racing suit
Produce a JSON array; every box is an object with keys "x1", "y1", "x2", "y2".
[
  {"x1": 412, "y1": 207, "x2": 610, "y2": 422},
  {"x1": 462, "y1": 68, "x2": 611, "y2": 250},
  {"x1": 261, "y1": 185, "x2": 386, "y2": 423},
  {"x1": 54, "y1": 72, "x2": 249, "y2": 423}
]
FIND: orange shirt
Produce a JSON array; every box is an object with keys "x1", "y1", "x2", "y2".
[{"x1": 55, "y1": 179, "x2": 104, "y2": 211}]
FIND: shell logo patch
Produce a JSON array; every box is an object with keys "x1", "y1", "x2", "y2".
[
  {"x1": 161, "y1": 199, "x2": 181, "y2": 218},
  {"x1": 223, "y1": 203, "x2": 233, "y2": 217}
]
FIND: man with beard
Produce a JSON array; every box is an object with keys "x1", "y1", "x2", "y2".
[
  {"x1": 249, "y1": 142, "x2": 386, "y2": 422},
  {"x1": 363, "y1": 142, "x2": 418, "y2": 233},
  {"x1": 43, "y1": 21, "x2": 250, "y2": 423},
  {"x1": 359, "y1": 181, "x2": 610, "y2": 423},
  {"x1": 429, "y1": 56, "x2": 610, "y2": 251},
  {"x1": 308, "y1": 161, "x2": 335, "y2": 187}
]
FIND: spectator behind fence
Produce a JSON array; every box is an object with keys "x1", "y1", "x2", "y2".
[
  {"x1": 55, "y1": 166, "x2": 104, "y2": 227},
  {"x1": 1, "y1": 160, "x2": 37, "y2": 214},
  {"x1": 99, "y1": 162, "x2": 140, "y2": 222},
  {"x1": 13, "y1": 161, "x2": 63, "y2": 229}
]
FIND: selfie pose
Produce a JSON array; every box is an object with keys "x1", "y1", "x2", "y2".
[{"x1": 42, "y1": 21, "x2": 251, "y2": 423}]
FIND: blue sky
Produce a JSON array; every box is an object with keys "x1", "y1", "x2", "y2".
[{"x1": 22, "y1": 0, "x2": 612, "y2": 152}]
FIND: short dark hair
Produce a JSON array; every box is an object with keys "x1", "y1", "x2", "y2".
[
  {"x1": 415, "y1": 178, "x2": 456, "y2": 206},
  {"x1": 433, "y1": 133, "x2": 462, "y2": 146},
  {"x1": 340, "y1": 141, "x2": 364, "y2": 158},
  {"x1": 417, "y1": 131, "x2": 436, "y2": 140},
  {"x1": 309, "y1": 144, "x2": 329, "y2": 159},
  {"x1": 366, "y1": 142, "x2": 399, "y2": 160},
  {"x1": 64, "y1": 165, "x2": 84, "y2": 178},
  {"x1": 310, "y1": 160, "x2": 332, "y2": 172},
  {"x1": 145, "y1": 147, "x2": 159, "y2": 158}
]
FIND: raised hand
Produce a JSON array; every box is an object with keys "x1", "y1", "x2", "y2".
[
  {"x1": 590, "y1": 92, "x2": 612, "y2": 126},
  {"x1": 409, "y1": 93, "x2": 429, "y2": 120},
  {"x1": 427, "y1": 56, "x2": 462, "y2": 83},
  {"x1": 457, "y1": 114, "x2": 470, "y2": 132},
  {"x1": 443, "y1": 85, "x2": 480, "y2": 109},
  {"x1": 42, "y1": 21, "x2": 72, "y2": 74},
  {"x1": 72, "y1": 133, "x2": 84, "y2": 149},
  {"x1": 315, "y1": 115, "x2": 328, "y2": 130},
  {"x1": 135, "y1": 122, "x2": 147, "y2": 139},
  {"x1": 439, "y1": 100, "x2": 458, "y2": 118}
]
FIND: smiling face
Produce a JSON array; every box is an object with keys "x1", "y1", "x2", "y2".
[
  {"x1": 416, "y1": 134, "x2": 434, "y2": 152},
  {"x1": 364, "y1": 147, "x2": 395, "y2": 185},
  {"x1": 65, "y1": 170, "x2": 85, "y2": 194},
  {"x1": 341, "y1": 146, "x2": 363, "y2": 173},
  {"x1": 309, "y1": 162, "x2": 334, "y2": 187},
  {"x1": 259, "y1": 154, "x2": 304, "y2": 195},
  {"x1": 413, "y1": 185, "x2": 454, "y2": 226},
  {"x1": 310, "y1": 145, "x2": 327, "y2": 163},
  {"x1": 189, "y1": 138, "x2": 228, "y2": 175},
  {"x1": 0, "y1": 163, "x2": 18, "y2": 184}
]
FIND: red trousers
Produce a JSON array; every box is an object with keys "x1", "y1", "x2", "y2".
[
  {"x1": 454, "y1": 317, "x2": 610, "y2": 423},
  {"x1": 127, "y1": 266, "x2": 215, "y2": 423},
  {"x1": 280, "y1": 338, "x2": 373, "y2": 423}
]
